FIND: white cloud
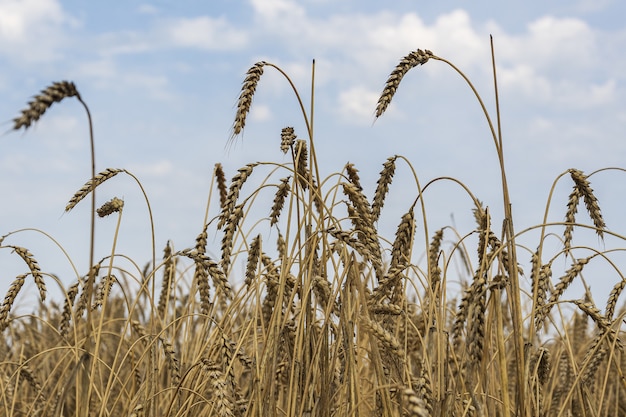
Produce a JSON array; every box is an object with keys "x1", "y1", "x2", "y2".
[
  {"x1": 0, "y1": 0, "x2": 77, "y2": 62},
  {"x1": 250, "y1": 0, "x2": 305, "y2": 21},
  {"x1": 337, "y1": 86, "x2": 379, "y2": 124},
  {"x1": 164, "y1": 16, "x2": 247, "y2": 50},
  {"x1": 250, "y1": 104, "x2": 272, "y2": 122}
]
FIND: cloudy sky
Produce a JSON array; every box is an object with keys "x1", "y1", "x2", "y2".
[{"x1": 1, "y1": 0, "x2": 625, "y2": 307}]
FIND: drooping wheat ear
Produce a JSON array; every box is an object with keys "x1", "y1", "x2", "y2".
[
  {"x1": 539, "y1": 256, "x2": 591, "y2": 324},
  {"x1": 0, "y1": 274, "x2": 27, "y2": 331},
  {"x1": 11, "y1": 246, "x2": 45, "y2": 302},
  {"x1": 245, "y1": 234, "x2": 261, "y2": 287},
  {"x1": 313, "y1": 274, "x2": 334, "y2": 311},
  {"x1": 361, "y1": 316, "x2": 404, "y2": 358},
  {"x1": 65, "y1": 168, "x2": 123, "y2": 212},
  {"x1": 605, "y1": 279, "x2": 626, "y2": 321},
  {"x1": 529, "y1": 347, "x2": 551, "y2": 386},
  {"x1": 345, "y1": 162, "x2": 363, "y2": 191},
  {"x1": 59, "y1": 280, "x2": 79, "y2": 336},
  {"x1": 549, "y1": 352, "x2": 572, "y2": 416},
  {"x1": 371, "y1": 156, "x2": 397, "y2": 222},
  {"x1": 580, "y1": 334, "x2": 607, "y2": 387},
  {"x1": 13, "y1": 81, "x2": 79, "y2": 130},
  {"x1": 207, "y1": 257, "x2": 231, "y2": 300},
  {"x1": 96, "y1": 197, "x2": 124, "y2": 217},
  {"x1": 280, "y1": 126, "x2": 296, "y2": 154},
  {"x1": 201, "y1": 358, "x2": 236, "y2": 417},
  {"x1": 569, "y1": 169, "x2": 606, "y2": 238},
  {"x1": 75, "y1": 264, "x2": 100, "y2": 319},
  {"x1": 17, "y1": 362, "x2": 45, "y2": 409},
  {"x1": 157, "y1": 241, "x2": 176, "y2": 318},
  {"x1": 294, "y1": 139, "x2": 310, "y2": 189},
  {"x1": 158, "y1": 334, "x2": 181, "y2": 387},
  {"x1": 214, "y1": 163, "x2": 228, "y2": 210},
  {"x1": 270, "y1": 177, "x2": 290, "y2": 226},
  {"x1": 218, "y1": 163, "x2": 257, "y2": 229},
  {"x1": 92, "y1": 273, "x2": 116, "y2": 309},
  {"x1": 232, "y1": 61, "x2": 266, "y2": 137},
  {"x1": 369, "y1": 302, "x2": 403, "y2": 315},
  {"x1": 572, "y1": 299, "x2": 611, "y2": 334},
  {"x1": 401, "y1": 388, "x2": 430, "y2": 417},
  {"x1": 375, "y1": 49, "x2": 434, "y2": 118}
]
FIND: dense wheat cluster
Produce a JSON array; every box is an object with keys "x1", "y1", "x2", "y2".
[{"x1": 1, "y1": 48, "x2": 625, "y2": 417}]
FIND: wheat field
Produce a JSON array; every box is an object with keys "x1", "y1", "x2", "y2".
[{"x1": 1, "y1": 45, "x2": 625, "y2": 417}]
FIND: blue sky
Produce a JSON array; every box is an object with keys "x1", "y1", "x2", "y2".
[{"x1": 1, "y1": 0, "x2": 626, "y2": 309}]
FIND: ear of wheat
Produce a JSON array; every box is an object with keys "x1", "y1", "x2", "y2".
[{"x1": 13, "y1": 81, "x2": 79, "y2": 130}]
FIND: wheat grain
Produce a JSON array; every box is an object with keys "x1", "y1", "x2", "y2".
[
  {"x1": 372, "y1": 156, "x2": 397, "y2": 222},
  {"x1": 375, "y1": 49, "x2": 433, "y2": 118},
  {"x1": 13, "y1": 81, "x2": 79, "y2": 130},
  {"x1": 232, "y1": 61, "x2": 265, "y2": 137},
  {"x1": 65, "y1": 168, "x2": 123, "y2": 212},
  {"x1": 96, "y1": 197, "x2": 124, "y2": 217}
]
